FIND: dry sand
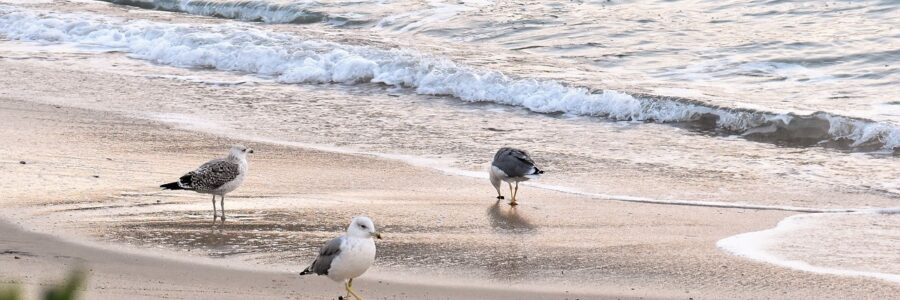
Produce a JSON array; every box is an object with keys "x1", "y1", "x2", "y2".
[{"x1": 1, "y1": 95, "x2": 899, "y2": 299}]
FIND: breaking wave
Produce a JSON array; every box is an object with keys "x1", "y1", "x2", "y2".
[{"x1": 2, "y1": 6, "x2": 899, "y2": 152}]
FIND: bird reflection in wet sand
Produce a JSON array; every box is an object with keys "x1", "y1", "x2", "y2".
[{"x1": 487, "y1": 200, "x2": 535, "y2": 232}]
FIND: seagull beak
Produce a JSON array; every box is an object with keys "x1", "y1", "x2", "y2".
[
  {"x1": 248, "y1": 149, "x2": 254, "y2": 154},
  {"x1": 372, "y1": 232, "x2": 382, "y2": 239}
]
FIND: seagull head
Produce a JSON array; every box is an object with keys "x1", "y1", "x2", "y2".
[
  {"x1": 348, "y1": 216, "x2": 382, "y2": 240},
  {"x1": 228, "y1": 144, "x2": 254, "y2": 159}
]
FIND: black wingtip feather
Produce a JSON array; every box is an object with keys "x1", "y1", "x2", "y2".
[{"x1": 159, "y1": 182, "x2": 183, "y2": 190}]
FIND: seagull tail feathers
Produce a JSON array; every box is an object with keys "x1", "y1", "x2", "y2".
[
  {"x1": 524, "y1": 167, "x2": 544, "y2": 179},
  {"x1": 159, "y1": 182, "x2": 184, "y2": 190},
  {"x1": 161, "y1": 174, "x2": 193, "y2": 190},
  {"x1": 299, "y1": 266, "x2": 313, "y2": 276}
]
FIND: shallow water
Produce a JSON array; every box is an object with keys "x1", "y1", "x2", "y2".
[
  {"x1": 719, "y1": 209, "x2": 900, "y2": 283},
  {"x1": 99, "y1": 0, "x2": 900, "y2": 121},
  {"x1": 1, "y1": 0, "x2": 899, "y2": 287}
]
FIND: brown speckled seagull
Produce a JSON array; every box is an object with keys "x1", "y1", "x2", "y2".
[{"x1": 160, "y1": 145, "x2": 253, "y2": 221}]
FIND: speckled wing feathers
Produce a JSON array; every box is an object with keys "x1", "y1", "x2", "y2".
[{"x1": 182, "y1": 159, "x2": 241, "y2": 192}]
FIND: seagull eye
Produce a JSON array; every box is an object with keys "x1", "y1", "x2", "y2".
[{"x1": 359, "y1": 224, "x2": 367, "y2": 229}]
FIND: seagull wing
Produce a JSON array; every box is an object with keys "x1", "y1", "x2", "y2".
[
  {"x1": 492, "y1": 147, "x2": 540, "y2": 178},
  {"x1": 183, "y1": 159, "x2": 241, "y2": 192},
  {"x1": 301, "y1": 236, "x2": 345, "y2": 275}
]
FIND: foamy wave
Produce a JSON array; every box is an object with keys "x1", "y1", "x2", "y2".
[
  {"x1": 718, "y1": 212, "x2": 900, "y2": 284},
  {"x1": 1, "y1": 6, "x2": 899, "y2": 151}
]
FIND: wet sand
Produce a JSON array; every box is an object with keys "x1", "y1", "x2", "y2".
[{"x1": 1, "y1": 93, "x2": 899, "y2": 299}]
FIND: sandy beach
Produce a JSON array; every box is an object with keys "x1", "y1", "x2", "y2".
[
  {"x1": 1, "y1": 82, "x2": 898, "y2": 299},
  {"x1": 1, "y1": 1, "x2": 899, "y2": 299}
]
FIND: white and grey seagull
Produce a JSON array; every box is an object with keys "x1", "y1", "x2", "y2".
[
  {"x1": 160, "y1": 145, "x2": 253, "y2": 222},
  {"x1": 489, "y1": 147, "x2": 544, "y2": 206},
  {"x1": 300, "y1": 216, "x2": 382, "y2": 300}
]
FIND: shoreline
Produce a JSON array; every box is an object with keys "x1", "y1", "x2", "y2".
[
  {"x1": 0, "y1": 2, "x2": 897, "y2": 295},
  {"x1": 0, "y1": 98, "x2": 608, "y2": 299},
  {"x1": 2, "y1": 98, "x2": 899, "y2": 299},
  {"x1": 718, "y1": 211, "x2": 900, "y2": 285}
]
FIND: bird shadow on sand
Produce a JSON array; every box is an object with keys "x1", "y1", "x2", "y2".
[{"x1": 486, "y1": 200, "x2": 536, "y2": 232}]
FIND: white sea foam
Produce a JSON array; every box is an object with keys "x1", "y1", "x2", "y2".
[
  {"x1": 0, "y1": 7, "x2": 702, "y2": 121},
  {"x1": 1, "y1": 6, "x2": 899, "y2": 151},
  {"x1": 718, "y1": 211, "x2": 900, "y2": 284}
]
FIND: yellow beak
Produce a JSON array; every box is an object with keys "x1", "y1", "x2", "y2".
[{"x1": 372, "y1": 232, "x2": 382, "y2": 239}]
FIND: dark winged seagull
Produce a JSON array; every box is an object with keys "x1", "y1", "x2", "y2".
[
  {"x1": 300, "y1": 216, "x2": 382, "y2": 300},
  {"x1": 160, "y1": 145, "x2": 253, "y2": 221},
  {"x1": 489, "y1": 147, "x2": 544, "y2": 206}
]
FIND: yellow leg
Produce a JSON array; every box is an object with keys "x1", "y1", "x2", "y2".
[
  {"x1": 507, "y1": 183, "x2": 515, "y2": 205},
  {"x1": 510, "y1": 182, "x2": 519, "y2": 206},
  {"x1": 347, "y1": 278, "x2": 363, "y2": 300},
  {"x1": 344, "y1": 280, "x2": 352, "y2": 300}
]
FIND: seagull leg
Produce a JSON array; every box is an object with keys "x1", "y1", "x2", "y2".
[
  {"x1": 344, "y1": 280, "x2": 352, "y2": 300},
  {"x1": 347, "y1": 278, "x2": 363, "y2": 300},
  {"x1": 211, "y1": 195, "x2": 218, "y2": 221},
  {"x1": 512, "y1": 181, "x2": 519, "y2": 202},
  {"x1": 509, "y1": 181, "x2": 519, "y2": 206},
  {"x1": 490, "y1": 170, "x2": 504, "y2": 199},
  {"x1": 220, "y1": 195, "x2": 226, "y2": 222},
  {"x1": 343, "y1": 281, "x2": 349, "y2": 299}
]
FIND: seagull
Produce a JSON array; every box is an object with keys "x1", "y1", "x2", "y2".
[
  {"x1": 159, "y1": 145, "x2": 253, "y2": 222},
  {"x1": 300, "y1": 216, "x2": 382, "y2": 300},
  {"x1": 489, "y1": 147, "x2": 544, "y2": 205}
]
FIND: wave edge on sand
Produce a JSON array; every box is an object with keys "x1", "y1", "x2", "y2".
[{"x1": 717, "y1": 210, "x2": 900, "y2": 284}]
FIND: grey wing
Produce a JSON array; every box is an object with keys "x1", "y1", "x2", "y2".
[
  {"x1": 492, "y1": 147, "x2": 537, "y2": 177},
  {"x1": 305, "y1": 236, "x2": 344, "y2": 275},
  {"x1": 189, "y1": 159, "x2": 240, "y2": 191}
]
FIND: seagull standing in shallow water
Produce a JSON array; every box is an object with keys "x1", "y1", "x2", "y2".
[
  {"x1": 490, "y1": 147, "x2": 544, "y2": 205},
  {"x1": 300, "y1": 216, "x2": 382, "y2": 300},
  {"x1": 160, "y1": 145, "x2": 253, "y2": 222}
]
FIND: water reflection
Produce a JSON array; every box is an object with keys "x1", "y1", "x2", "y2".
[{"x1": 487, "y1": 200, "x2": 535, "y2": 232}]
